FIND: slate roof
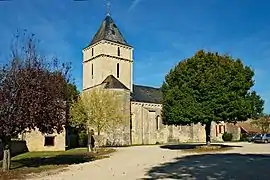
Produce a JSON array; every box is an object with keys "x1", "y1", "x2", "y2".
[
  {"x1": 131, "y1": 85, "x2": 162, "y2": 104},
  {"x1": 89, "y1": 15, "x2": 131, "y2": 47},
  {"x1": 96, "y1": 76, "x2": 162, "y2": 104},
  {"x1": 102, "y1": 75, "x2": 129, "y2": 90}
]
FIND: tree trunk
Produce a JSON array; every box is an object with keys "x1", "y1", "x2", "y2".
[
  {"x1": 2, "y1": 137, "x2": 11, "y2": 171},
  {"x1": 87, "y1": 128, "x2": 92, "y2": 152},
  {"x1": 97, "y1": 124, "x2": 100, "y2": 136},
  {"x1": 205, "y1": 122, "x2": 211, "y2": 145},
  {"x1": 87, "y1": 141, "x2": 92, "y2": 152}
]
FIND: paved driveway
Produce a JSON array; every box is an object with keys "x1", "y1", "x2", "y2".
[{"x1": 31, "y1": 142, "x2": 270, "y2": 180}]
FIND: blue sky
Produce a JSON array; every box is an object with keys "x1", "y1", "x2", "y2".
[{"x1": 0, "y1": 0, "x2": 270, "y2": 112}]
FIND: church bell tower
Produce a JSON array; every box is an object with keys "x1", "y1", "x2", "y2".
[{"x1": 82, "y1": 11, "x2": 133, "y2": 92}]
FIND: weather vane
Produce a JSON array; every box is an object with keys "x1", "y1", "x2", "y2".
[{"x1": 106, "y1": 0, "x2": 110, "y2": 16}]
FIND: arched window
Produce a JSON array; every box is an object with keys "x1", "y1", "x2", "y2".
[
  {"x1": 91, "y1": 64, "x2": 94, "y2": 79},
  {"x1": 117, "y1": 47, "x2": 120, "y2": 56},
  {"x1": 156, "y1": 115, "x2": 160, "y2": 130},
  {"x1": 116, "y1": 63, "x2": 120, "y2": 78},
  {"x1": 92, "y1": 48, "x2": 94, "y2": 56}
]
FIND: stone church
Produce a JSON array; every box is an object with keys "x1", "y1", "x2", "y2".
[
  {"x1": 82, "y1": 14, "x2": 239, "y2": 146},
  {"x1": 7, "y1": 13, "x2": 243, "y2": 155}
]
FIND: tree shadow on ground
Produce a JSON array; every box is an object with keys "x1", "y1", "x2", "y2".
[
  {"x1": 0, "y1": 154, "x2": 97, "y2": 180},
  {"x1": 0, "y1": 149, "x2": 114, "y2": 180},
  {"x1": 144, "y1": 153, "x2": 270, "y2": 180},
  {"x1": 5, "y1": 149, "x2": 113, "y2": 171},
  {"x1": 11, "y1": 154, "x2": 97, "y2": 169},
  {"x1": 160, "y1": 143, "x2": 242, "y2": 150}
]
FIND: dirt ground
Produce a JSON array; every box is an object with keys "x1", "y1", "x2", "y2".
[{"x1": 29, "y1": 142, "x2": 270, "y2": 180}]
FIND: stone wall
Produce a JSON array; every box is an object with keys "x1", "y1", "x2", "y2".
[
  {"x1": 131, "y1": 102, "x2": 208, "y2": 144},
  {"x1": 0, "y1": 140, "x2": 28, "y2": 159},
  {"x1": 130, "y1": 101, "x2": 240, "y2": 145},
  {"x1": 226, "y1": 123, "x2": 241, "y2": 141},
  {"x1": 91, "y1": 100, "x2": 241, "y2": 146},
  {"x1": 166, "y1": 123, "x2": 206, "y2": 143},
  {"x1": 24, "y1": 129, "x2": 66, "y2": 151}
]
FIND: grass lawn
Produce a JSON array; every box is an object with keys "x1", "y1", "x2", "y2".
[
  {"x1": 0, "y1": 147, "x2": 115, "y2": 180},
  {"x1": 160, "y1": 143, "x2": 240, "y2": 153},
  {"x1": 182, "y1": 145, "x2": 234, "y2": 153}
]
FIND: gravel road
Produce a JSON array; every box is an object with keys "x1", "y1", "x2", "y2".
[{"x1": 29, "y1": 142, "x2": 270, "y2": 180}]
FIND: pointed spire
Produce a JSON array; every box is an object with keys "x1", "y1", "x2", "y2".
[
  {"x1": 88, "y1": 14, "x2": 131, "y2": 47},
  {"x1": 106, "y1": 0, "x2": 110, "y2": 16},
  {"x1": 86, "y1": 0, "x2": 132, "y2": 47}
]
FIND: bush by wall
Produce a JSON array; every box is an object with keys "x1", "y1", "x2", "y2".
[
  {"x1": 222, "y1": 132, "x2": 233, "y2": 141},
  {"x1": 68, "y1": 134, "x2": 79, "y2": 148},
  {"x1": 240, "y1": 133, "x2": 248, "y2": 141},
  {"x1": 78, "y1": 131, "x2": 88, "y2": 147}
]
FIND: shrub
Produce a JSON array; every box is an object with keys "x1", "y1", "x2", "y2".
[
  {"x1": 78, "y1": 131, "x2": 88, "y2": 147},
  {"x1": 222, "y1": 132, "x2": 233, "y2": 141},
  {"x1": 240, "y1": 133, "x2": 248, "y2": 141},
  {"x1": 68, "y1": 134, "x2": 79, "y2": 148}
]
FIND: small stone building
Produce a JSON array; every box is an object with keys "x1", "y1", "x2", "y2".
[
  {"x1": 13, "y1": 129, "x2": 66, "y2": 152},
  {"x1": 82, "y1": 13, "x2": 241, "y2": 146},
  {"x1": 23, "y1": 130, "x2": 66, "y2": 151}
]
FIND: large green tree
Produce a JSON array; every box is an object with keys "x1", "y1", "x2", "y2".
[{"x1": 161, "y1": 50, "x2": 264, "y2": 144}]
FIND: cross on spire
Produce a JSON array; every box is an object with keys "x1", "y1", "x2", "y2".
[{"x1": 106, "y1": 0, "x2": 110, "y2": 16}]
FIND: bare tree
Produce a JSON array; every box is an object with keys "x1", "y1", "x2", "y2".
[
  {"x1": 251, "y1": 114, "x2": 270, "y2": 133},
  {"x1": 70, "y1": 88, "x2": 128, "y2": 151},
  {"x1": 0, "y1": 30, "x2": 71, "y2": 171}
]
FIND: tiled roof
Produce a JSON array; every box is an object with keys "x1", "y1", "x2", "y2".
[
  {"x1": 237, "y1": 122, "x2": 261, "y2": 133},
  {"x1": 102, "y1": 75, "x2": 129, "y2": 90},
  {"x1": 89, "y1": 15, "x2": 130, "y2": 47},
  {"x1": 131, "y1": 85, "x2": 162, "y2": 104}
]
